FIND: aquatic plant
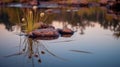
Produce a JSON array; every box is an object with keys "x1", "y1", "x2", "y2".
[{"x1": 21, "y1": 7, "x2": 47, "y2": 34}]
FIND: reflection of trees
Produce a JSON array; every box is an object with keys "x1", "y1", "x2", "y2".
[
  {"x1": 22, "y1": 7, "x2": 120, "y2": 38},
  {"x1": 1, "y1": 7, "x2": 120, "y2": 38},
  {"x1": 56, "y1": 7, "x2": 120, "y2": 38},
  {"x1": 0, "y1": 7, "x2": 21, "y2": 31},
  {"x1": 0, "y1": 8, "x2": 13, "y2": 31}
]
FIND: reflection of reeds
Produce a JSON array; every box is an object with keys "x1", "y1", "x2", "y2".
[
  {"x1": 4, "y1": 36, "x2": 66, "y2": 64},
  {"x1": 22, "y1": 37, "x2": 43, "y2": 63},
  {"x1": 77, "y1": 7, "x2": 106, "y2": 17}
]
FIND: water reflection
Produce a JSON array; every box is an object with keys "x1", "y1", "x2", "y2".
[
  {"x1": 0, "y1": 6, "x2": 120, "y2": 67},
  {"x1": 0, "y1": 7, "x2": 119, "y2": 38},
  {"x1": 3, "y1": 36, "x2": 67, "y2": 66}
]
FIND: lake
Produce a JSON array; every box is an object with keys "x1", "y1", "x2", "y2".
[{"x1": 0, "y1": 6, "x2": 120, "y2": 67}]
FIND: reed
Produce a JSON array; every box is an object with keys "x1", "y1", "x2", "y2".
[{"x1": 21, "y1": 8, "x2": 46, "y2": 34}]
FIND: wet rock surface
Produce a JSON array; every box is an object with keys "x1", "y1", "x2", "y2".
[
  {"x1": 28, "y1": 23, "x2": 74, "y2": 40},
  {"x1": 58, "y1": 28, "x2": 74, "y2": 35},
  {"x1": 29, "y1": 28, "x2": 59, "y2": 37}
]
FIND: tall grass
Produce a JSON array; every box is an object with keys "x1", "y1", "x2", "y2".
[{"x1": 21, "y1": 8, "x2": 46, "y2": 34}]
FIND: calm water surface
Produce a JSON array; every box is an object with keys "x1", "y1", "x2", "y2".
[{"x1": 0, "y1": 6, "x2": 120, "y2": 67}]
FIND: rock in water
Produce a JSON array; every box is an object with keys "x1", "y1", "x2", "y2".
[
  {"x1": 58, "y1": 28, "x2": 74, "y2": 35},
  {"x1": 29, "y1": 28, "x2": 59, "y2": 40}
]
